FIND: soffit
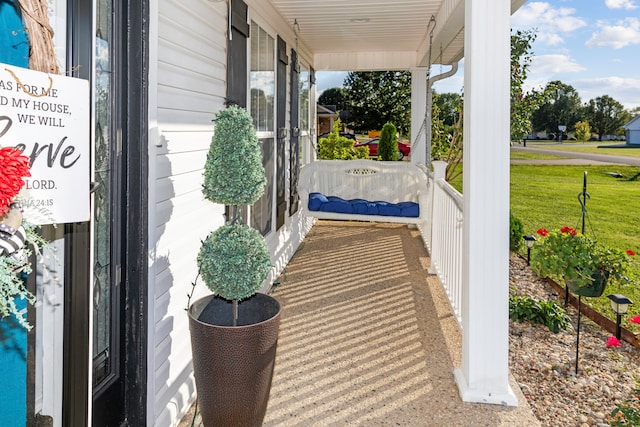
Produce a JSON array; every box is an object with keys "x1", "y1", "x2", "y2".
[{"x1": 267, "y1": 0, "x2": 527, "y2": 70}]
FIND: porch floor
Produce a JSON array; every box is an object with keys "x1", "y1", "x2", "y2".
[{"x1": 180, "y1": 221, "x2": 540, "y2": 426}]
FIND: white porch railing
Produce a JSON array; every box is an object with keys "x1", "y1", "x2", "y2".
[{"x1": 418, "y1": 161, "x2": 464, "y2": 327}]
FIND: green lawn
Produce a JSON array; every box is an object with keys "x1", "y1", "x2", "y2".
[
  {"x1": 509, "y1": 150, "x2": 570, "y2": 160},
  {"x1": 510, "y1": 164, "x2": 640, "y2": 317},
  {"x1": 447, "y1": 159, "x2": 640, "y2": 320}
]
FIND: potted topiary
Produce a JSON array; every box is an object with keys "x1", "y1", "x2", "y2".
[
  {"x1": 187, "y1": 105, "x2": 280, "y2": 427},
  {"x1": 530, "y1": 226, "x2": 634, "y2": 297}
]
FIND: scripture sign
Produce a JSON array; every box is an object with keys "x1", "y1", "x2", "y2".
[{"x1": 0, "y1": 63, "x2": 90, "y2": 224}]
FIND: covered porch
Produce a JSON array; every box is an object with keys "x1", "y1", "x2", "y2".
[
  {"x1": 180, "y1": 220, "x2": 538, "y2": 426},
  {"x1": 265, "y1": 220, "x2": 538, "y2": 425},
  {"x1": 264, "y1": 0, "x2": 526, "y2": 405}
]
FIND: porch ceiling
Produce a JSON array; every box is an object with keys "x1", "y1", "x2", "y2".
[{"x1": 268, "y1": 0, "x2": 527, "y2": 71}]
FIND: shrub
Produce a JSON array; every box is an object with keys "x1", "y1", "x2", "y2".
[
  {"x1": 317, "y1": 119, "x2": 368, "y2": 160},
  {"x1": 378, "y1": 122, "x2": 399, "y2": 161},
  {"x1": 574, "y1": 121, "x2": 591, "y2": 142},
  {"x1": 509, "y1": 294, "x2": 571, "y2": 333},
  {"x1": 510, "y1": 212, "x2": 524, "y2": 252},
  {"x1": 610, "y1": 392, "x2": 640, "y2": 426}
]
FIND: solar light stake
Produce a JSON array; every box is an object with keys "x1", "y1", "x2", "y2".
[
  {"x1": 608, "y1": 294, "x2": 633, "y2": 340},
  {"x1": 523, "y1": 235, "x2": 537, "y2": 266}
]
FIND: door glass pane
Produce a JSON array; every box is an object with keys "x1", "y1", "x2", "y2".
[{"x1": 92, "y1": 0, "x2": 114, "y2": 387}]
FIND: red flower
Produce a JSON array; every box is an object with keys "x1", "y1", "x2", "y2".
[
  {"x1": 606, "y1": 336, "x2": 622, "y2": 347},
  {"x1": 536, "y1": 228, "x2": 548, "y2": 237},
  {"x1": 629, "y1": 315, "x2": 640, "y2": 325},
  {"x1": 0, "y1": 147, "x2": 31, "y2": 215},
  {"x1": 560, "y1": 226, "x2": 577, "y2": 236},
  {"x1": 626, "y1": 249, "x2": 636, "y2": 256}
]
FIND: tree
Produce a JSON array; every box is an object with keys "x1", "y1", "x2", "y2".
[
  {"x1": 378, "y1": 122, "x2": 399, "y2": 161},
  {"x1": 531, "y1": 81, "x2": 583, "y2": 137},
  {"x1": 318, "y1": 87, "x2": 348, "y2": 111},
  {"x1": 585, "y1": 95, "x2": 632, "y2": 141},
  {"x1": 343, "y1": 71, "x2": 411, "y2": 135},
  {"x1": 574, "y1": 121, "x2": 591, "y2": 142},
  {"x1": 431, "y1": 91, "x2": 462, "y2": 161},
  {"x1": 433, "y1": 91, "x2": 462, "y2": 127},
  {"x1": 510, "y1": 29, "x2": 553, "y2": 141}
]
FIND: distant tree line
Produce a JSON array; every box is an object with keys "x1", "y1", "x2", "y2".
[
  {"x1": 318, "y1": 29, "x2": 636, "y2": 144},
  {"x1": 530, "y1": 81, "x2": 632, "y2": 141}
]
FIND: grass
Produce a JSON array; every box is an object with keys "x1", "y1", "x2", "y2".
[
  {"x1": 509, "y1": 150, "x2": 570, "y2": 160},
  {"x1": 510, "y1": 165, "x2": 640, "y2": 318},
  {"x1": 447, "y1": 154, "x2": 640, "y2": 321}
]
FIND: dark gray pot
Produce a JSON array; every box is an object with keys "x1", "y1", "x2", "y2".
[
  {"x1": 188, "y1": 293, "x2": 281, "y2": 427},
  {"x1": 566, "y1": 269, "x2": 608, "y2": 297}
]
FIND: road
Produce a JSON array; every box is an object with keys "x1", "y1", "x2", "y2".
[{"x1": 511, "y1": 144, "x2": 640, "y2": 166}]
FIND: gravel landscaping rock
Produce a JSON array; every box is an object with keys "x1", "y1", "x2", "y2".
[{"x1": 509, "y1": 254, "x2": 640, "y2": 426}]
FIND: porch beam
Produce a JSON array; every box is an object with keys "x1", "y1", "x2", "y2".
[
  {"x1": 453, "y1": 0, "x2": 518, "y2": 406},
  {"x1": 410, "y1": 67, "x2": 428, "y2": 165},
  {"x1": 314, "y1": 51, "x2": 418, "y2": 71}
]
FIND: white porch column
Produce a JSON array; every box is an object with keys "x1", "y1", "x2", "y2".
[
  {"x1": 453, "y1": 0, "x2": 518, "y2": 406},
  {"x1": 410, "y1": 67, "x2": 428, "y2": 165}
]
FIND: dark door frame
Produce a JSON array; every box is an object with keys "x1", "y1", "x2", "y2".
[{"x1": 62, "y1": 0, "x2": 149, "y2": 425}]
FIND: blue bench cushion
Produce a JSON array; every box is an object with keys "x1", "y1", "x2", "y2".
[{"x1": 308, "y1": 192, "x2": 419, "y2": 218}]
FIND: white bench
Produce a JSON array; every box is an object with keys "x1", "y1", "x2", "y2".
[{"x1": 297, "y1": 159, "x2": 430, "y2": 224}]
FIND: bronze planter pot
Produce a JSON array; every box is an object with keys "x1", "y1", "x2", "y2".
[{"x1": 188, "y1": 293, "x2": 281, "y2": 427}]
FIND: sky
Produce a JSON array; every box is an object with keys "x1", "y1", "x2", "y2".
[{"x1": 317, "y1": 0, "x2": 640, "y2": 111}]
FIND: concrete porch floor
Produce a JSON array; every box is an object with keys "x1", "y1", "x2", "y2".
[{"x1": 179, "y1": 221, "x2": 540, "y2": 426}]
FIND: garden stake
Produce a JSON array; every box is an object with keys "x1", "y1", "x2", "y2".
[
  {"x1": 567, "y1": 171, "x2": 591, "y2": 307},
  {"x1": 578, "y1": 171, "x2": 590, "y2": 235}
]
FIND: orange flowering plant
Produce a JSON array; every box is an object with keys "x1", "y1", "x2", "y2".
[{"x1": 530, "y1": 226, "x2": 634, "y2": 293}]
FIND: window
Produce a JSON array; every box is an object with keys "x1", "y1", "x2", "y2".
[
  {"x1": 250, "y1": 21, "x2": 275, "y2": 235},
  {"x1": 299, "y1": 65, "x2": 310, "y2": 165},
  {"x1": 250, "y1": 22, "x2": 275, "y2": 133}
]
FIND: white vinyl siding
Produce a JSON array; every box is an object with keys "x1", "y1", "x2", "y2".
[
  {"x1": 147, "y1": 1, "x2": 316, "y2": 425},
  {"x1": 149, "y1": 1, "x2": 227, "y2": 425}
]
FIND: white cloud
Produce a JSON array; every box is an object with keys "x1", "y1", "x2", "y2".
[
  {"x1": 511, "y1": 2, "x2": 587, "y2": 45},
  {"x1": 586, "y1": 18, "x2": 640, "y2": 49},
  {"x1": 538, "y1": 33, "x2": 564, "y2": 46},
  {"x1": 529, "y1": 54, "x2": 586, "y2": 74},
  {"x1": 573, "y1": 76, "x2": 640, "y2": 109},
  {"x1": 605, "y1": 0, "x2": 638, "y2": 10}
]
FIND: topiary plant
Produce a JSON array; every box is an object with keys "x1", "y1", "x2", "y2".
[
  {"x1": 202, "y1": 106, "x2": 266, "y2": 205},
  {"x1": 378, "y1": 122, "x2": 399, "y2": 161},
  {"x1": 198, "y1": 223, "x2": 271, "y2": 301},
  {"x1": 194, "y1": 106, "x2": 271, "y2": 323}
]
